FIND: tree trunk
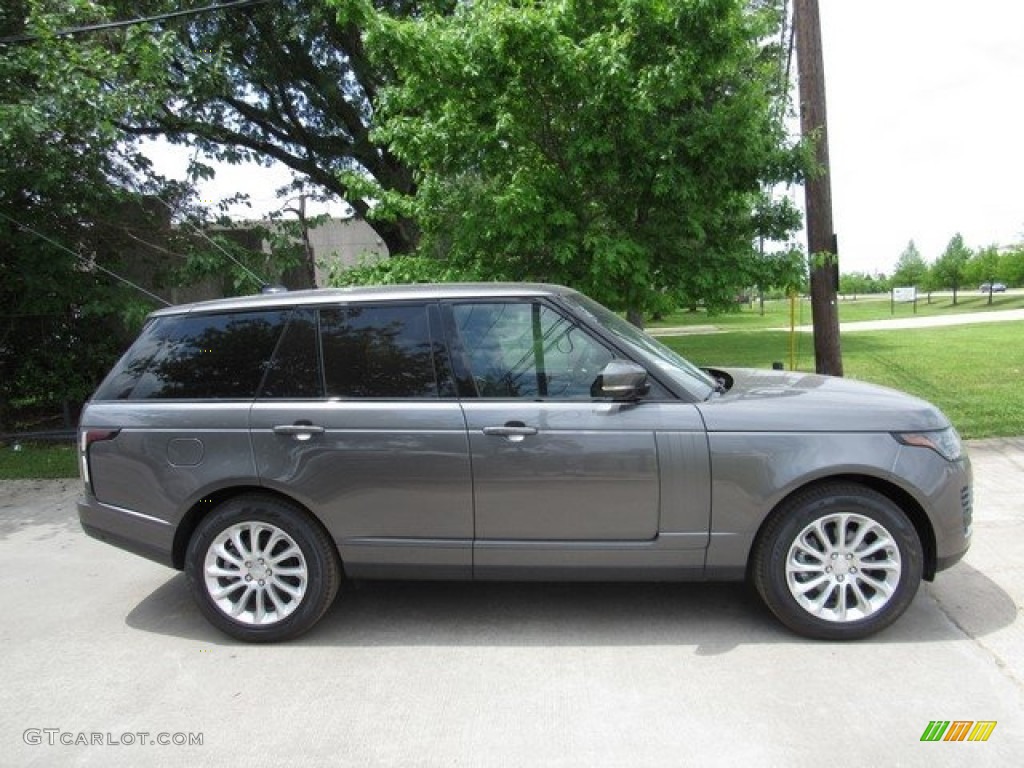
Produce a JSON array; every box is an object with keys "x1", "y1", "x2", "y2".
[{"x1": 626, "y1": 307, "x2": 644, "y2": 329}]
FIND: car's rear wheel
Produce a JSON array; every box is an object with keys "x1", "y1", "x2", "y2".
[
  {"x1": 752, "y1": 483, "x2": 923, "y2": 640},
  {"x1": 185, "y1": 494, "x2": 341, "y2": 642}
]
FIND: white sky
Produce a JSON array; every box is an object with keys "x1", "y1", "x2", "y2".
[
  {"x1": 149, "y1": 0, "x2": 1024, "y2": 276},
  {"x1": 819, "y1": 0, "x2": 1024, "y2": 273}
]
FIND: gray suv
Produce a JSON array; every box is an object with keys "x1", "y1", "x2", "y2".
[{"x1": 78, "y1": 283, "x2": 972, "y2": 642}]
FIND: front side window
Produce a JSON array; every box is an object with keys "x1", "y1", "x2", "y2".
[
  {"x1": 320, "y1": 304, "x2": 441, "y2": 398},
  {"x1": 94, "y1": 310, "x2": 290, "y2": 400},
  {"x1": 560, "y1": 291, "x2": 716, "y2": 400},
  {"x1": 452, "y1": 302, "x2": 613, "y2": 399}
]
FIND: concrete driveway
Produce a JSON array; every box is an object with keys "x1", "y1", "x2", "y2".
[{"x1": 1, "y1": 439, "x2": 1022, "y2": 767}]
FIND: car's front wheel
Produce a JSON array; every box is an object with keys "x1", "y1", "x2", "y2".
[
  {"x1": 185, "y1": 494, "x2": 341, "y2": 642},
  {"x1": 752, "y1": 483, "x2": 923, "y2": 640}
]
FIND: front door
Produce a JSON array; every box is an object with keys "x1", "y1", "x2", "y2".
[{"x1": 447, "y1": 299, "x2": 708, "y2": 576}]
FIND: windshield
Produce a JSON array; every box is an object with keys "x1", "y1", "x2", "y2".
[{"x1": 560, "y1": 292, "x2": 717, "y2": 400}]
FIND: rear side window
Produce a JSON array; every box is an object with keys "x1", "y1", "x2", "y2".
[
  {"x1": 320, "y1": 304, "x2": 440, "y2": 398},
  {"x1": 94, "y1": 310, "x2": 290, "y2": 400}
]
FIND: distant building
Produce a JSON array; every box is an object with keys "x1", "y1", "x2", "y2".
[
  {"x1": 114, "y1": 204, "x2": 389, "y2": 305},
  {"x1": 297, "y1": 217, "x2": 389, "y2": 286}
]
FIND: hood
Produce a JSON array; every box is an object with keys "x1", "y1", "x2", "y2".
[{"x1": 696, "y1": 368, "x2": 949, "y2": 433}]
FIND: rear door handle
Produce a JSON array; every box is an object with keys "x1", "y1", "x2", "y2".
[{"x1": 273, "y1": 423, "x2": 325, "y2": 440}]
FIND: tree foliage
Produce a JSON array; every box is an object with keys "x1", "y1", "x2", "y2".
[
  {"x1": 0, "y1": 0, "x2": 176, "y2": 425},
  {"x1": 362, "y1": 0, "x2": 807, "y2": 323},
  {"x1": 999, "y1": 245, "x2": 1024, "y2": 287},
  {"x1": 838, "y1": 271, "x2": 888, "y2": 299},
  {"x1": 116, "y1": 0, "x2": 454, "y2": 256},
  {"x1": 964, "y1": 244, "x2": 1001, "y2": 304},
  {"x1": 932, "y1": 233, "x2": 972, "y2": 305},
  {"x1": 890, "y1": 240, "x2": 928, "y2": 287}
]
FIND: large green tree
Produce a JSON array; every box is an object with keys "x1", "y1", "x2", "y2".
[
  {"x1": 0, "y1": 0, "x2": 177, "y2": 427},
  {"x1": 361, "y1": 0, "x2": 806, "y2": 324},
  {"x1": 115, "y1": 0, "x2": 453, "y2": 257}
]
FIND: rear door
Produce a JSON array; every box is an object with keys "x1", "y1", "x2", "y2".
[{"x1": 249, "y1": 303, "x2": 473, "y2": 579}]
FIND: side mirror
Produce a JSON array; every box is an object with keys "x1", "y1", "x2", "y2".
[{"x1": 592, "y1": 360, "x2": 650, "y2": 401}]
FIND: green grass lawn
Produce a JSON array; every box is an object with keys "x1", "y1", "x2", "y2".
[
  {"x1": 663, "y1": 320, "x2": 1024, "y2": 439},
  {"x1": 0, "y1": 442, "x2": 78, "y2": 479},
  {"x1": 651, "y1": 291, "x2": 1024, "y2": 331}
]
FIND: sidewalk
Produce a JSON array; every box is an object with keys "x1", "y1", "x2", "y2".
[
  {"x1": 794, "y1": 307, "x2": 1024, "y2": 333},
  {"x1": 649, "y1": 307, "x2": 1024, "y2": 336}
]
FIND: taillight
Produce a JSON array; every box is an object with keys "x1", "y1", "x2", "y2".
[{"x1": 79, "y1": 429, "x2": 120, "y2": 489}]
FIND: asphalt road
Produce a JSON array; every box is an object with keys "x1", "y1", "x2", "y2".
[{"x1": 1, "y1": 439, "x2": 1022, "y2": 767}]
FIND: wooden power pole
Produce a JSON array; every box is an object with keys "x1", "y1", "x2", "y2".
[{"x1": 794, "y1": 0, "x2": 843, "y2": 376}]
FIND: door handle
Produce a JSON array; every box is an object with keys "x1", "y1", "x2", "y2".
[
  {"x1": 482, "y1": 423, "x2": 538, "y2": 442},
  {"x1": 273, "y1": 423, "x2": 325, "y2": 440}
]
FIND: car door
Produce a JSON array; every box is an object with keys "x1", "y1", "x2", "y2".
[
  {"x1": 249, "y1": 303, "x2": 474, "y2": 579},
  {"x1": 447, "y1": 299, "x2": 709, "y2": 577}
]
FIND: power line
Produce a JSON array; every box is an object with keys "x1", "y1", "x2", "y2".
[
  {"x1": 153, "y1": 196, "x2": 268, "y2": 289},
  {"x1": 0, "y1": 0, "x2": 277, "y2": 46},
  {"x1": 0, "y1": 210, "x2": 173, "y2": 306}
]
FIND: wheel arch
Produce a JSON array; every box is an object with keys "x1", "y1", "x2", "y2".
[
  {"x1": 748, "y1": 473, "x2": 937, "y2": 582},
  {"x1": 171, "y1": 485, "x2": 339, "y2": 571}
]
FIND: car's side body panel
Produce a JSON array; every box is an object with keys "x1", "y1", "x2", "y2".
[
  {"x1": 702, "y1": 431, "x2": 971, "y2": 577},
  {"x1": 250, "y1": 400, "x2": 474, "y2": 579},
  {"x1": 464, "y1": 400, "x2": 711, "y2": 578}
]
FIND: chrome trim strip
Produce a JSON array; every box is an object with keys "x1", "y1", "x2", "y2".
[{"x1": 96, "y1": 501, "x2": 173, "y2": 527}]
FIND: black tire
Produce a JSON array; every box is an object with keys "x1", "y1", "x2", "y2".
[
  {"x1": 751, "y1": 483, "x2": 923, "y2": 640},
  {"x1": 185, "y1": 494, "x2": 341, "y2": 642}
]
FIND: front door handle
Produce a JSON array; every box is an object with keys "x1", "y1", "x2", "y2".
[{"x1": 482, "y1": 422, "x2": 538, "y2": 442}]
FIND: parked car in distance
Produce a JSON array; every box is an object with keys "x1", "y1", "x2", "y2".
[
  {"x1": 979, "y1": 282, "x2": 1007, "y2": 293},
  {"x1": 78, "y1": 283, "x2": 972, "y2": 642}
]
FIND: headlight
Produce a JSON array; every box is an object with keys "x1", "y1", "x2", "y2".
[{"x1": 893, "y1": 427, "x2": 963, "y2": 461}]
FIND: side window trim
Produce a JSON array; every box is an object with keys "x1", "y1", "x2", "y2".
[
  {"x1": 255, "y1": 307, "x2": 325, "y2": 400},
  {"x1": 426, "y1": 302, "x2": 458, "y2": 398}
]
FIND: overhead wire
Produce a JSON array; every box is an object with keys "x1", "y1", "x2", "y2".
[
  {"x1": 152, "y1": 195, "x2": 269, "y2": 289},
  {"x1": 0, "y1": 209, "x2": 172, "y2": 306},
  {"x1": 0, "y1": 0, "x2": 278, "y2": 45}
]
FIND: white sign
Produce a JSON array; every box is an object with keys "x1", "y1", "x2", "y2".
[{"x1": 893, "y1": 286, "x2": 917, "y2": 303}]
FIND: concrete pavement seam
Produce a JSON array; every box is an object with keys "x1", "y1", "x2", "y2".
[{"x1": 927, "y1": 588, "x2": 1024, "y2": 695}]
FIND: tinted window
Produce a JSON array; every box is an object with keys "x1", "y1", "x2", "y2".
[
  {"x1": 320, "y1": 304, "x2": 440, "y2": 398},
  {"x1": 453, "y1": 302, "x2": 613, "y2": 398},
  {"x1": 259, "y1": 309, "x2": 323, "y2": 398},
  {"x1": 94, "y1": 310, "x2": 290, "y2": 400}
]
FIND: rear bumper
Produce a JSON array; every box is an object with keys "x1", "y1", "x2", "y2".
[{"x1": 78, "y1": 494, "x2": 177, "y2": 569}]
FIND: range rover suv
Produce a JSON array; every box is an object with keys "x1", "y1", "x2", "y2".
[{"x1": 78, "y1": 283, "x2": 972, "y2": 642}]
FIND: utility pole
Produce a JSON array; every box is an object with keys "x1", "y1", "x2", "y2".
[{"x1": 794, "y1": 0, "x2": 843, "y2": 376}]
